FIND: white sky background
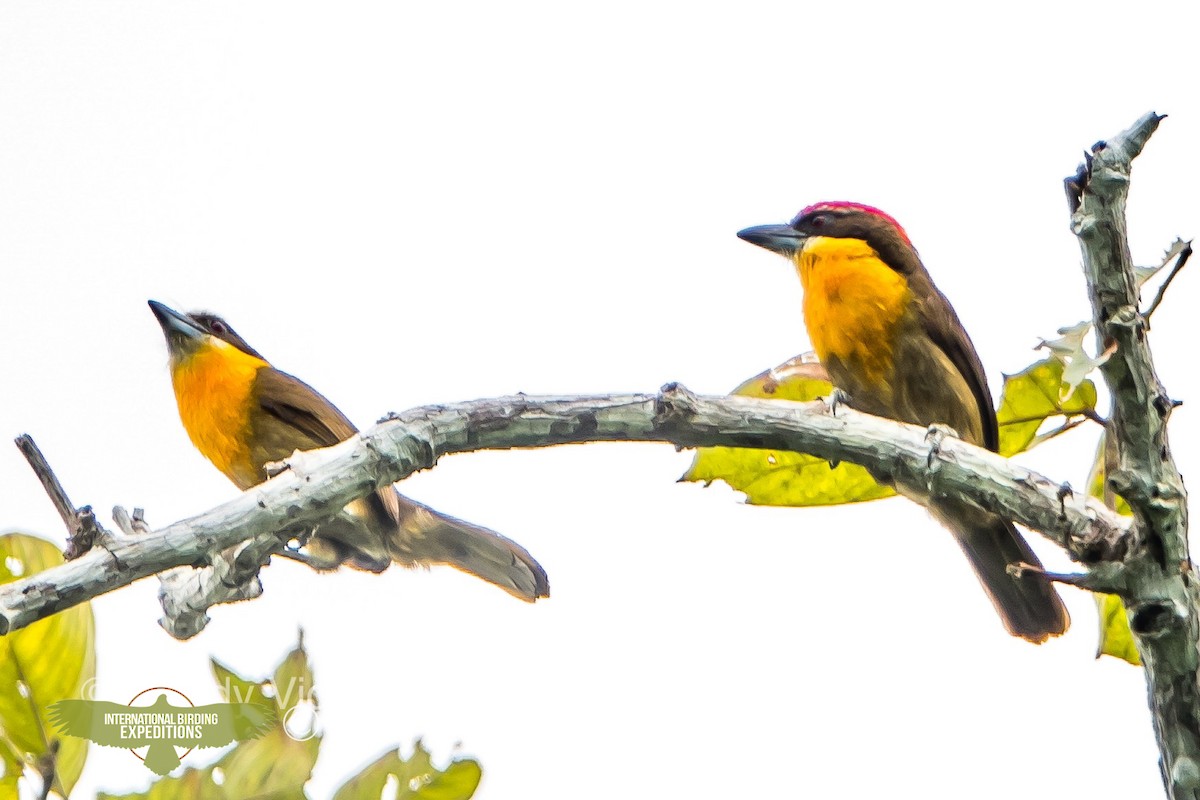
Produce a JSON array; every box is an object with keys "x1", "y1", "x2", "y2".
[{"x1": 1, "y1": 2, "x2": 1198, "y2": 798}]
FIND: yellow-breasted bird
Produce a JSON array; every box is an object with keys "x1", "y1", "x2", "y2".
[
  {"x1": 737, "y1": 202, "x2": 1068, "y2": 642},
  {"x1": 149, "y1": 300, "x2": 549, "y2": 601}
]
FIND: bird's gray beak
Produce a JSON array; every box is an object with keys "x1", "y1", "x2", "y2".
[
  {"x1": 148, "y1": 300, "x2": 205, "y2": 347},
  {"x1": 736, "y1": 224, "x2": 807, "y2": 257}
]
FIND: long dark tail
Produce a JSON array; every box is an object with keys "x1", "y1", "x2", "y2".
[
  {"x1": 388, "y1": 493, "x2": 550, "y2": 602},
  {"x1": 305, "y1": 488, "x2": 550, "y2": 602},
  {"x1": 933, "y1": 500, "x2": 1069, "y2": 643}
]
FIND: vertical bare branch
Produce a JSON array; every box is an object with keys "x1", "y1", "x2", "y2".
[{"x1": 1066, "y1": 111, "x2": 1197, "y2": 798}]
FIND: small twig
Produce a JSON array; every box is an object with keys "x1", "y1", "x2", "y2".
[
  {"x1": 1008, "y1": 561, "x2": 1123, "y2": 594},
  {"x1": 1025, "y1": 417, "x2": 1093, "y2": 452},
  {"x1": 1000, "y1": 412, "x2": 1092, "y2": 427},
  {"x1": 1048, "y1": 417, "x2": 1089, "y2": 438},
  {"x1": 14, "y1": 434, "x2": 107, "y2": 559},
  {"x1": 1144, "y1": 240, "x2": 1193, "y2": 323},
  {"x1": 113, "y1": 506, "x2": 151, "y2": 536},
  {"x1": 14, "y1": 435, "x2": 76, "y2": 529},
  {"x1": 35, "y1": 739, "x2": 58, "y2": 800}
]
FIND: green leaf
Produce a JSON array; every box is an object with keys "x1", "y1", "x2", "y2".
[
  {"x1": 1086, "y1": 432, "x2": 1140, "y2": 665},
  {"x1": 0, "y1": 533, "x2": 95, "y2": 797},
  {"x1": 98, "y1": 769, "x2": 222, "y2": 800},
  {"x1": 1085, "y1": 430, "x2": 1132, "y2": 517},
  {"x1": 995, "y1": 358, "x2": 1097, "y2": 457},
  {"x1": 215, "y1": 635, "x2": 320, "y2": 798},
  {"x1": 0, "y1": 771, "x2": 18, "y2": 800},
  {"x1": 1094, "y1": 591, "x2": 1140, "y2": 666},
  {"x1": 272, "y1": 635, "x2": 317, "y2": 719},
  {"x1": 333, "y1": 740, "x2": 482, "y2": 800},
  {"x1": 210, "y1": 660, "x2": 273, "y2": 719},
  {"x1": 682, "y1": 355, "x2": 894, "y2": 506}
]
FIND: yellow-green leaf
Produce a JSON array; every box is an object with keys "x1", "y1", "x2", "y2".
[
  {"x1": 1086, "y1": 432, "x2": 1140, "y2": 665},
  {"x1": 272, "y1": 635, "x2": 316, "y2": 719},
  {"x1": 1094, "y1": 591, "x2": 1140, "y2": 666},
  {"x1": 996, "y1": 358, "x2": 1097, "y2": 457},
  {"x1": 209, "y1": 659, "x2": 273, "y2": 720},
  {"x1": 1086, "y1": 431, "x2": 1131, "y2": 517},
  {"x1": 682, "y1": 355, "x2": 894, "y2": 506},
  {"x1": 217, "y1": 636, "x2": 320, "y2": 797},
  {"x1": 333, "y1": 740, "x2": 482, "y2": 800},
  {"x1": 98, "y1": 769, "x2": 222, "y2": 800},
  {"x1": 0, "y1": 532, "x2": 95, "y2": 797}
]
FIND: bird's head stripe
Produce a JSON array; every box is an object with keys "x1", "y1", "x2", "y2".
[{"x1": 798, "y1": 201, "x2": 912, "y2": 246}]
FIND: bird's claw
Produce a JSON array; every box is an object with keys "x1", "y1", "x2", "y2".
[
  {"x1": 1056, "y1": 482, "x2": 1074, "y2": 518},
  {"x1": 263, "y1": 459, "x2": 290, "y2": 478},
  {"x1": 924, "y1": 424, "x2": 959, "y2": 468},
  {"x1": 276, "y1": 545, "x2": 325, "y2": 570},
  {"x1": 826, "y1": 387, "x2": 852, "y2": 416}
]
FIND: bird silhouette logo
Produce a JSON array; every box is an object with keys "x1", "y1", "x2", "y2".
[{"x1": 49, "y1": 688, "x2": 276, "y2": 775}]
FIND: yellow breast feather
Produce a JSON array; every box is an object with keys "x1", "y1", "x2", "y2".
[
  {"x1": 795, "y1": 236, "x2": 912, "y2": 389},
  {"x1": 170, "y1": 339, "x2": 269, "y2": 488}
]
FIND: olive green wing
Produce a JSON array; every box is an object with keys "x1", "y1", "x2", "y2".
[
  {"x1": 251, "y1": 367, "x2": 359, "y2": 455},
  {"x1": 250, "y1": 366, "x2": 395, "y2": 569},
  {"x1": 914, "y1": 280, "x2": 1000, "y2": 452}
]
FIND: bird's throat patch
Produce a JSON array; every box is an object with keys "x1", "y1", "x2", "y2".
[
  {"x1": 795, "y1": 236, "x2": 913, "y2": 389},
  {"x1": 170, "y1": 339, "x2": 269, "y2": 487}
]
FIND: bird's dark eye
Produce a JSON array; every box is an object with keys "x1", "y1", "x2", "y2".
[
  {"x1": 810, "y1": 214, "x2": 827, "y2": 228},
  {"x1": 210, "y1": 320, "x2": 227, "y2": 334}
]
